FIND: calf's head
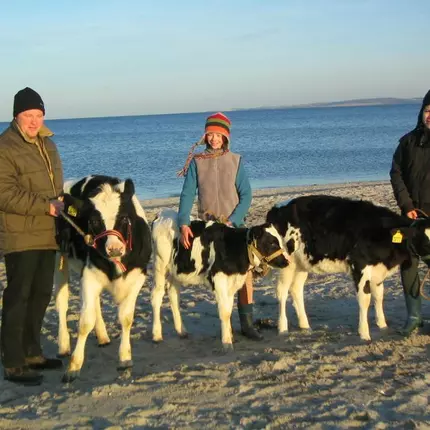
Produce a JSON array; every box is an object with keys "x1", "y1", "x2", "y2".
[
  {"x1": 403, "y1": 218, "x2": 430, "y2": 265},
  {"x1": 65, "y1": 179, "x2": 136, "y2": 261},
  {"x1": 247, "y1": 223, "x2": 289, "y2": 270}
]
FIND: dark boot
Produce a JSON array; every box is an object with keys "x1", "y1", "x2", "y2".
[
  {"x1": 399, "y1": 256, "x2": 423, "y2": 336},
  {"x1": 399, "y1": 294, "x2": 423, "y2": 336},
  {"x1": 4, "y1": 366, "x2": 43, "y2": 386},
  {"x1": 25, "y1": 355, "x2": 63, "y2": 370},
  {"x1": 238, "y1": 303, "x2": 263, "y2": 341}
]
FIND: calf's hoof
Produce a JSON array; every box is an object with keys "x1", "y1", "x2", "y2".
[
  {"x1": 62, "y1": 370, "x2": 80, "y2": 383},
  {"x1": 222, "y1": 343, "x2": 234, "y2": 353},
  {"x1": 299, "y1": 327, "x2": 312, "y2": 333},
  {"x1": 117, "y1": 360, "x2": 133, "y2": 371},
  {"x1": 98, "y1": 341, "x2": 111, "y2": 348},
  {"x1": 57, "y1": 351, "x2": 71, "y2": 358},
  {"x1": 178, "y1": 332, "x2": 189, "y2": 339}
]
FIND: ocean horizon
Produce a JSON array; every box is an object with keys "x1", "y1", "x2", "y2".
[{"x1": 0, "y1": 104, "x2": 419, "y2": 200}]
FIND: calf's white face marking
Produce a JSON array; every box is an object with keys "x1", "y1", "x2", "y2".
[{"x1": 90, "y1": 184, "x2": 125, "y2": 257}]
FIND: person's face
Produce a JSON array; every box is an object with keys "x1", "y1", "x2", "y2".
[
  {"x1": 206, "y1": 132, "x2": 224, "y2": 150},
  {"x1": 15, "y1": 109, "x2": 44, "y2": 138},
  {"x1": 423, "y1": 105, "x2": 430, "y2": 130}
]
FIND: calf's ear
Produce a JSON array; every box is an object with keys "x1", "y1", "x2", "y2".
[
  {"x1": 249, "y1": 225, "x2": 264, "y2": 243},
  {"x1": 266, "y1": 206, "x2": 278, "y2": 223},
  {"x1": 123, "y1": 179, "x2": 135, "y2": 198},
  {"x1": 390, "y1": 227, "x2": 414, "y2": 242},
  {"x1": 62, "y1": 193, "x2": 88, "y2": 217}
]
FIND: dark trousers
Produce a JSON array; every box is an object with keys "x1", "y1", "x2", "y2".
[
  {"x1": 1, "y1": 250, "x2": 56, "y2": 368},
  {"x1": 400, "y1": 255, "x2": 420, "y2": 298}
]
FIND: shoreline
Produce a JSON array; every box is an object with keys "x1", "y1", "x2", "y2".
[{"x1": 141, "y1": 179, "x2": 392, "y2": 210}]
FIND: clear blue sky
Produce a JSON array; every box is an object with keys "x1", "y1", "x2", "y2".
[{"x1": 0, "y1": 0, "x2": 428, "y2": 120}]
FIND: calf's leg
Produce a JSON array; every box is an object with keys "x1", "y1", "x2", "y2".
[
  {"x1": 371, "y1": 281, "x2": 387, "y2": 329},
  {"x1": 63, "y1": 269, "x2": 103, "y2": 382},
  {"x1": 289, "y1": 271, "x2": 310, "y2": 330},
  {"x1": 355, "y1": 269, "x2": 372, "y2": 341},
  {"x1": 95, "y1": 295, "x2": 111, "y2": 347},
  {"x1": 117, "y1": 273, "x2": 146, "y2": 370},
  {"x1": 55, "y1": 254, "x2": 71, "y2": 357},
  {"x1": 151, "y1": 265, "x2": 167, "y2": 342},
  {"x1": 213, "y1": 275, "x2": 235, "y2": 351},
  {"x1": 276, "y1": 265, "x2": 295, "y2": 334},
  {"x1": 168, "y1": 282, "x2": 187, "y2": 338}
]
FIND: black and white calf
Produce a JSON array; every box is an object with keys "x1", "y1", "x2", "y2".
[
  {"x1": 266, "y1": 195, "x2": 430, "y2": 341},
  {"x1": 55, "y1": 175, "x2": 152, "y2": 382},
  {"x1": 151, "y1": 210, "x2": 289, "y2": 350}
]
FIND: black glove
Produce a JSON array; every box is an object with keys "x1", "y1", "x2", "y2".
[{"x1": 56, "y1": 217, "x2": 72, "y2": 253}]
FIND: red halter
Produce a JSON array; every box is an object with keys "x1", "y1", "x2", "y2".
[{"x1": 90, "y1": 221, "x2": 133, "y2": 272}]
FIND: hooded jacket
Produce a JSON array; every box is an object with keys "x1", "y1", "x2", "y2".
[
  {"x1": 0, "y1": 121, "x2": 64, "y2": 254},
  {"x1": 390, "y1": 90, "x2": 430, "y2": 215}
]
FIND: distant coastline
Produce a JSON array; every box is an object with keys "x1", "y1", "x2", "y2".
[
  {"x1": 232, "y1": 97, "x2": 421, "y2": 111},
  {"x1": 0, "y1": 97, "x2": 421, "y2": 123}
]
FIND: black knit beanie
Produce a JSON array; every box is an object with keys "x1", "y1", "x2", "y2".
[{"x1": 13, "y1": 87, "x2": 45, "y2": 117}]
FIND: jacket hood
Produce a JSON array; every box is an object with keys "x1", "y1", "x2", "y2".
[{"x1": 416, "y1": 89, "x2": 430, "y2": 129}]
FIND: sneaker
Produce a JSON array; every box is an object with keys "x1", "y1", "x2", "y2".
[
  {"x1": 25, "y1": 355, "x2": 63, "y2": 370},
  {"x1": 4, "y1": 366, "x2": 43, "y2": 385}
]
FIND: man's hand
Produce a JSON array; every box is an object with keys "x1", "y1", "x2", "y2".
[
  {"x1": 407, "y1": 210, "x2": 418, "y2": 220},
  {"x1": 49, "y1": 199, "x2": 65, "y2": 217},
  {"x1": 180, "y1": 225, "x2": 194, "y2": 249}
]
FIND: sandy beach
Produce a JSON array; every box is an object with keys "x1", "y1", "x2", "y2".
[{"x1": 0, "y1": 180, "x2": 429, "y2": 429}]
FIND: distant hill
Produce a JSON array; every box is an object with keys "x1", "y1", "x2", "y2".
[
  {"x1": 293, "y1": 97, "x2": 421, "y2": 108},
  {"x1": 233, "y1": 97, "x2": 421, "y2": 111}
]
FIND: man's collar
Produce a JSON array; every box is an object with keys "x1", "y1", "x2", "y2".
[{"x1": 11, "y1": 120, "x2": 54, "y2": 144}]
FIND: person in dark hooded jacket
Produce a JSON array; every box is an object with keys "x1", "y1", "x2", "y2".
[{"x1": 390, "y1": 89, "x2": 430, "y2": 335}]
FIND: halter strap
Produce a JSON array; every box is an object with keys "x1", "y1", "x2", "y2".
[
  {"x1": 246, "y1": 229, "x2": 289, "y2": 276},
  {"x1": 59, "y1": 210, "x2": 132, "y2": 273}
]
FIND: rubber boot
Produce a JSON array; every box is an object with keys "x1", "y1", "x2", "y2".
[
  {"x1": 399, "y1": 256, "x2": 423, "y2": 336},
  {"x1": 399, "y1": 294, "x2": 423, "y2": 336},
  {"x1": 238, "y1": 303, "x2": 263, "y2": 341}
]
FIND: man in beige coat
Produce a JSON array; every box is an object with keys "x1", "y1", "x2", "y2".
[{"x1": 0, "y1": 87, "x2": 64, "y2": 385}]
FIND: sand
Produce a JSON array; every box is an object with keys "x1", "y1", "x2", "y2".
[{"x1": 0, "y1": 180, "x2": 429, "y2": 429}]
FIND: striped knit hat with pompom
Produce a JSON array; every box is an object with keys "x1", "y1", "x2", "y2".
[
  {"x1": 177, "y1": 112, "x2": 232, "y2": 177},
  {"x1": 204, "y1": 112, "x2": 231, "y2": 144}
]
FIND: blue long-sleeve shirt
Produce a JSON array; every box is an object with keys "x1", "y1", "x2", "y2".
[{"x1": 178, "y1": 157, "x2": 252, "y2": 227}]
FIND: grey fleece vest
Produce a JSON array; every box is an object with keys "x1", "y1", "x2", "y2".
[{"x1": 195, "y1": 151, "x2": 241, "y2": 220}]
